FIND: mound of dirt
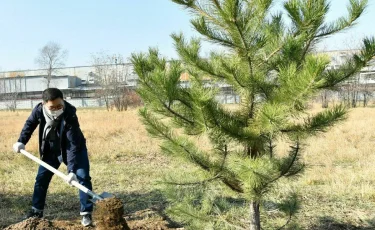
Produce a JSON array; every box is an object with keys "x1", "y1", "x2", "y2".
[
  {"x1": 3, "y1": 217, "x2": 61, "y2": 230},
  {"x1": 3, "y1": 216, "x2": 179, "y2": 230},
  {"x1": 93, "y1": 197, "x2": 130, "y2": 230},
  {"x1": 3, "y1": 198, "x2": 180, "y2": 230}
]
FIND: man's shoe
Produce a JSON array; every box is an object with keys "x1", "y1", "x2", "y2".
[
  {"x1": 81, "y1": 214, "x2": 92, "y2": 227},
  {"x1": 24, "y1": 208, "x2": 43, "y2": 219}
]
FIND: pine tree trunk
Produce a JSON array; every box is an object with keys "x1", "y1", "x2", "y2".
[
  {"x1": 249, "y1": 201, "x2": 260, "y2": 230},
  {"x1": 245, "y1": 144, "x2": 261, "y2": 159},
  {"x1": 250, "y1": 146, "x2": 259, "y2": 159}
]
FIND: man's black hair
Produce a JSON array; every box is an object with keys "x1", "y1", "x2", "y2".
[{"x1": 42, "y1": 88, "x2": 64, "y2": 102}]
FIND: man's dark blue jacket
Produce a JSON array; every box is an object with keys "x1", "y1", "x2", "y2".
[{"x1": 17, "y1": 101, "x2": 86, "y2": 172}]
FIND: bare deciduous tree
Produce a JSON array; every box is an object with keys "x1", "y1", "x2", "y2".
[
  {"x1": 91, "y1": 52, "x2": 130, "y2": 111},
  {"x1": 6, "y1": 80, "x2": 20, "y2": 112},
  {"x1": 363, "y1": 73, "x2": 374, "y2": 107},
  {"x1": 321, "y1": 90, "x2": 329, "y2": 108},
  {"x1": 318, "y1": 35, "x2": 375, "y2": 108},
  {"x1": 338, "y1": 37, "x2": 368, "y2": 107},
  {"x1": 35, "y1": 42, "x2": 68, "y2": 88}
]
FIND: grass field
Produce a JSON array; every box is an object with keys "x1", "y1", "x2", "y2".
[{"x1": 1, "y1": 105, "x2": 375, "y2": 229}]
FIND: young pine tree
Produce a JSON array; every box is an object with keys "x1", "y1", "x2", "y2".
[{"x1": 131, "y1": 0, "x2": 375, "y2": 229}]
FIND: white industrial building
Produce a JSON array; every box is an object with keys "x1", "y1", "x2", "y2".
[
  {"x1": 0, "y1": 63, "x2": 138, "y2": 99},
  {"x1": 1, "y1": 50, "x2": 375, "y2": 109}
]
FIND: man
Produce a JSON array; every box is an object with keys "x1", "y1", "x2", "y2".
[{"x1": 13, "y1": 88, "x2": 93, "y2": 227}]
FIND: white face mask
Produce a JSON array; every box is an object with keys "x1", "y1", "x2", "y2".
[{"x1": 45, "y1": 107, "x2": 64, "y2": 118}]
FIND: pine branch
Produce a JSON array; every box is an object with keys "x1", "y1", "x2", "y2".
[
  {"x1": 280, "y1": 104, "x2": 347, "y2": 135},
  {"x1": 280, "y1": 143, "x2": 304, "y2": 178},
  {"x1": 233, "y1": 11, "x2": 253, "y2": 74},
  {"x1": 268, "y1": 141, "x2": 304, "y2": 184},
  {"x1": 173, "y1": 0, "x2": 229, "y2": 30},
  {"x1": 172, "y1": 33, "x2": 229, "y2": 81},
  {"x1": 161, "y1": 174, "x2": 221, "y2": 186},
  {"x1": 211, "y1": 0, "x2": 221, "y2": 10},
  {"x1": 234, "y1": 4, "x2": 274, "y2": 118},
  {"x1": 141, "y1": 109, "x2": 244, "y2": 192},
  {"x1": 316, "y1": 0, "x2": 368, "y2": 38},
  {"x1": 219, "y1": 59, "x2": 247, "y2": 87},
  {"x1": 283, "y1": 1, "x2": 329, "y2": 64},
  {"x1": 299, "y1": 38, "x2": 315, "y2": 65},
  {"x1": 164, "y1": 101, "x2": 195, "y2": 125},
  {"x1": 171, "y1": 0, "x2": 195, "y2": 8},
  {"x1": 191, "y1": 17, "x2": 238, "y2": 49},
  {"x1": 202, "y1": 100, "x2": 257, "y2": 142},
  {"x1": 261, "y1": 45, "x2": 283, "y2": 65},
  {"x1": 256, "y1": 13, "x2": 290, "y2": 68},
  {"x1": 133, "y1": 50, "x2": 199, "y2": 127},
  {"x1": 316, "y1": 37, "x2": 375, "y2": 89},
  {"x1": 140, "y1": 79, "x2": 195, "y2": 125}
]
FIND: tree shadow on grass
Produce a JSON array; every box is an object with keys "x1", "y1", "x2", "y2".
[{"x1": 308, "y1": 216, "x2": 375, "y2": 230}]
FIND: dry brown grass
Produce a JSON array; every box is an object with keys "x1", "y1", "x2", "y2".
[
  {"x1": 1, "y1": 105, "x2": 375, "y2": 229},
  {"x1": 294, "y1": 105, "x2": 375, "y2": 228},
  {"x1": 0, "y1": 108, "x2": 178, "y2": 227}
]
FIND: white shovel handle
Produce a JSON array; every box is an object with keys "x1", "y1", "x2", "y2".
[{"x1": 20, "y1": 149, "x2": 89, "y2": 194}]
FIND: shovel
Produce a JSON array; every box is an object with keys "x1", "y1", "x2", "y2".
[{"x1": 20, "y1": 149, "x2": 113, "y2": 202}]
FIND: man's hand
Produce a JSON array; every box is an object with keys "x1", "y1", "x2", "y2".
[
  {"x1": 13, "y1": 142, "x2": 25, "y2": 153},
  {"x1": 66, "y1": 172, "x2": 78, "y2": 186}
]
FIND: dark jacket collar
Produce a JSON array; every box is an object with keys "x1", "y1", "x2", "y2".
[{"x1": 62, "y1": 100, "x2": 76, "y2": 120}]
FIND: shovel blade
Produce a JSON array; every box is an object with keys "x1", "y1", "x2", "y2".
[
  {"x1": 89, "y1": 192, "x2": 115, "y2": 203},
  {"x1": 99, "y1": 192, "x2": 114, "y2": 199}
]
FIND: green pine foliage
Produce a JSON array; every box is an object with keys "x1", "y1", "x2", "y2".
[{"x1": 131, "y1": 0, "x2": 375, "y2": 229}]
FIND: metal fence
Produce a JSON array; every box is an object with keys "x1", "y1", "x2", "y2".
[
  {"x1": 0, "y1": 94, "x2": 240, "y2": 110},
  {"x1": 0, "y1": 98, "x2": 106, "y2": 110}
]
